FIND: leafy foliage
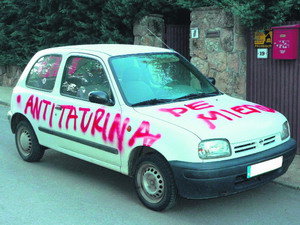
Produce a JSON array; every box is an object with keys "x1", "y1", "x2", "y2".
[
  {"x1": 0, "y1": 0, "x2": 187, "y2": 66},
  {"x1": 176, "y1": 0, "x2": 300, "y2": 29},
  {"x1": 0, "y1": 0, "x2": 299, "y2": 66}
]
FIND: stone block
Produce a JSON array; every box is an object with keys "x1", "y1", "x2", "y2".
[
  {"x1": 191, "y1": 57, "x2": 209, "y2": 75},
  {"x1": 208, "y1": 69, "x2": 229, "y2": 93},
  {"x1": 133, "y1": 15, "x2": 164, "y2": 46},
  {"x1": 133, "y1": 25, "x2": 148, "y2": 36},
  {"x1": 235, "y1": 76, "x2": 246, "y2": 99},
  {"x1": 239, "y1": 50, "x2": 247, "y2": 63},
  {"x1": 208, "y1": 52, "x2": 227, "y2": 72},
  {"x1": 190, "y1": 39, "x2": 207, "y2": 60},
  {"x1": 134, "y1": 36, "x2": 141, "y2": 45},
  {"x1": 0, "y1": 66, "x2": 21, "y2": 87},
  {"x1": 227, "y1": 53, "x2": 239, "y2": 73},
  {"x1": 140, "y1": 36, "x2": 154, "y2": 46},
  {"x1": 235, "y1": 36, "x2": 247, "y2": 51},
  {"x1": 220, "y1": 29, "x2": 234, "y2": 52},
  {"x1": 205, "y1": 38, "x2": 222, "y2": 53},
  {"x1": 239, "y1": 62, "x2": 247, "y2": 77},
  {"x1": 193, "y1": 7, "x2": 233, "y2": 29},
  {"x1": 154, "y1": 38, "x2": 164, "y2": 48}
]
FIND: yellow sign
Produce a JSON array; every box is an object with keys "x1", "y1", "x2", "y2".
[{"x1": 254, "y1": 30, "x2": 272, "y2": 48}]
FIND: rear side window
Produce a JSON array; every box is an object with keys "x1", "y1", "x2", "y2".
[{"x1": 26, "y1": 55, "x2": 62, "y2": 91}]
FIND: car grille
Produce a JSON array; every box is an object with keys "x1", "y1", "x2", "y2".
[{"x1": 233, "y1": 135, "x2": 277, "y2": 153}]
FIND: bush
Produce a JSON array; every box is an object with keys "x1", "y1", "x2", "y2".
[{"x1": 0, "y1": 0, "x2": 299, "y2": 66}]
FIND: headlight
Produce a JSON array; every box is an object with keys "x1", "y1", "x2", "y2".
[
  {"x1": 281, "y1": 121, "x2": 290, "y2": 140},
  {"x1": 198, "y1": 139, "x2": 231, "y2": 159}
]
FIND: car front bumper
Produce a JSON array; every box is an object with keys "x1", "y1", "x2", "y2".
[{"x1": 170, "y1": 138, "x2": 296, "y2": 199}]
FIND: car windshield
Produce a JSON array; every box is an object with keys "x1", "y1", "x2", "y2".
[{"x1": 109, "y1": 53, "x2": 220, "y2": 106}]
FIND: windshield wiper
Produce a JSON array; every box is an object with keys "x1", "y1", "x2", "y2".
[
  {"x1": 175, "y1": 92, "x2": 220, "y2": 101},
  {"x1": 131, "y1": 98, "x2": 173, "y2": 106}
]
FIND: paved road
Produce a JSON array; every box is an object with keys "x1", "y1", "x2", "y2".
[{"x1": 0, "y1": 105, "x2": 299, "y2": 225}]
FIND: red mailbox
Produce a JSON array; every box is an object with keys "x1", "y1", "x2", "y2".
[{"x1": 272, "y1": 24, "x2": 300, "y2": 59}]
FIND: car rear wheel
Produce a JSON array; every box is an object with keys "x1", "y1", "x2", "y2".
[
  {"x1": 134, "y1": 153, "x2": 177, "y2": 211},
  {"x1": 15, "y1": 121, "x2": 45, "y2": 162}
]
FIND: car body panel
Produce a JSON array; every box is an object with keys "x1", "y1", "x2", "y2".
[{"x1": 9, "y1": 44, "x2": 296, "y2": 200}]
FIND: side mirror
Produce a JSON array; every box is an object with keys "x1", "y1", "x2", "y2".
[
  {"x1": 88, "y1": 91, "x2": 114, "y2": 106},
  {"x1": 207, "y1": 77, "x2": 216, "y2": 85}
]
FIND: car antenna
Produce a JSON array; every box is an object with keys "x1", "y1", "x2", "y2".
[{"x1": 147, "y1": 28, "x2": 172, "y2": 50}]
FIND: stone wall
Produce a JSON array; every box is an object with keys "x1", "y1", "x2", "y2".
[
  {"x1": 0, "y1": 66, "x2": 22, "y2": 87},
  {"x1": 133, "y1": 14, "x2": 165, "y2": 47},
  {"x1": 190, "y1": 7, "x2": 247, "y2": 99}
]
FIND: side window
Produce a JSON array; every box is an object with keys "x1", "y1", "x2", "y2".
[
  {"x1": 26, "y1": 55, "x2": 62, "y2": 91},
  {"x1": 60, "y1": 56, "x2": 112, "y2": 101}
]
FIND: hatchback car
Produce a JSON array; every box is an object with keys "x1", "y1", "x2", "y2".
[{"x1": 8, "y1": 44, "x2": 296, "y2": 211}]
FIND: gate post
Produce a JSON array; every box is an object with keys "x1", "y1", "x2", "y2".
[
  {"x1": 133, "y1": 14, "x2": 165, "y2": 48},
  {"x1": 190, "y1": 6, "x2": 247, "y2": 99}
]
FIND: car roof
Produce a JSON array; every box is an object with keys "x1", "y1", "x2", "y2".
[{"x1": 42, "y1": 44, "x2": 175, "y2": 57}]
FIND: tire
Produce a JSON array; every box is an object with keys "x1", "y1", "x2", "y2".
[
  {"x1": 15, "y1": 120, "x2": 45, "y2": 162},
  {"x1": 134, "y1": 153, "x2": 177, "y2": 211}
]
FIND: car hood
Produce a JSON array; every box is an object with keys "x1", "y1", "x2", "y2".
[{"x1": 133, "y1": 94, "x2": 286, "y2": 143}]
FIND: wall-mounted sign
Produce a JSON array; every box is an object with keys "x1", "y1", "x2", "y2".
[
  {"x1": 254, "y1": 30, "x2": 272, "y2": 48},
  {"x1": 257, "y1": 48, "x2": 268, "y2": 59},
  {"x1": 190, "y1": 27, "x2": 199, "y2": 39}
]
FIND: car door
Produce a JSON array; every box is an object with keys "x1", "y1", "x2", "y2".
[{"x1": 40, "y1": 54, "x2": 123, "y2": 170}]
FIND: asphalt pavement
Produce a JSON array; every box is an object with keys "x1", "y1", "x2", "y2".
[
  {"x1": 0, "y1": 85, "x2": 299, "y2": 190},
  {"x1": 0, "y1": 104, "x2": 300, "y2": 225}
]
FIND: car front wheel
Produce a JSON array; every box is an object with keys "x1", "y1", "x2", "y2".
[{"x1": 134, "y1": 153, "x2": 177, "y2": 211}]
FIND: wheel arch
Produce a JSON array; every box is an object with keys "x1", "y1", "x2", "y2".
[
  {"x1": 128, "y1": 146, "x2": 168, "y2": 177},
  {"x1": 11, "y1": 113, "x2": 31, "y2": 134}
]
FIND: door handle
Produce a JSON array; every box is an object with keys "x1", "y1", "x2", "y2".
[{"x1": 55, "y1": 105, "x2": 62, "y2": 110}]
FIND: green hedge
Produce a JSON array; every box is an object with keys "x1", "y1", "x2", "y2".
[{"x1": 0, "y1": 0, "x2": 299, "y2": 67}]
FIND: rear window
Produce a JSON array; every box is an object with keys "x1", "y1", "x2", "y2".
[{"x1": 26, "y1": 55, "x2": 62, "y2": 91}]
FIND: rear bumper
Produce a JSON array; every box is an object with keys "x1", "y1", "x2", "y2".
[{"x1": 170, "y1": 138, "x2": 296, "y2": 199}]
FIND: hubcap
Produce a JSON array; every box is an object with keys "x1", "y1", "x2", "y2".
[
  {"x1": 18, "y1": 128, "x2": 32, "y2": 156},
  {"x1": 137, "y1": 163, "x2": 165, "y2": 204}
]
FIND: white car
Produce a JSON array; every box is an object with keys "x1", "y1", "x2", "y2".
[{"x1": 8, "y1": 44, "x2": 296, "y2": 211}]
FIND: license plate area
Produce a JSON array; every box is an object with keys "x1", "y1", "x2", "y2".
[{"x1": 247, "y1": 156, "x2": 283, "y2": 178}]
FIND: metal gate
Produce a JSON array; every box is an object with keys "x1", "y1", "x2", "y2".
[
  {"x1": 247, "y1": 22, "x2": 300, "y2": 154},
  {"x1": 164, "y1": 25, "x2": 190, "y2": 60}
]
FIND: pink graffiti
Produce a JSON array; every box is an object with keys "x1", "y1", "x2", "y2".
[
  {"x1": 23, "y1": 95, "x2": 161, "y2": 152},
  {"x1": 108, "y1": 114, "x2": 130, "y2": 152},
  {"x1": 79, "y1": 107, "x2": 93, "y2": 133},
  {"x1": 197, "y1": 111, "x2": 233, "y2": 130},
  {"x1": 128, "y1": 121, "x2": 161, "y2": 147},
  {"x1": 159, "y1": 100, "x2": 277, "y2": 130},
  {"x1": 24, "y1": 95, "x2": 56, "y2": 127},
  {"x1": 231, "y1": 105, "x2": 261, "y2": 115},
  {"x1": 17, "y1": 95, "x2": 21, "y2": 104},
  {"x1": 159, "y1": 100, "x2": 215, "y2": 117},
  {"x1": 24, "y1": 95, "x2": 44, "y2": 120},
  {"x1": 90, "y1": 108, "x2": 106, "y2": 136},
  {"x1": 159, "y1": 107, "x2": 188, "y2": 117},
  {"x1": 185, "y1": 101, "x2": 214, "y2": 110}
]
